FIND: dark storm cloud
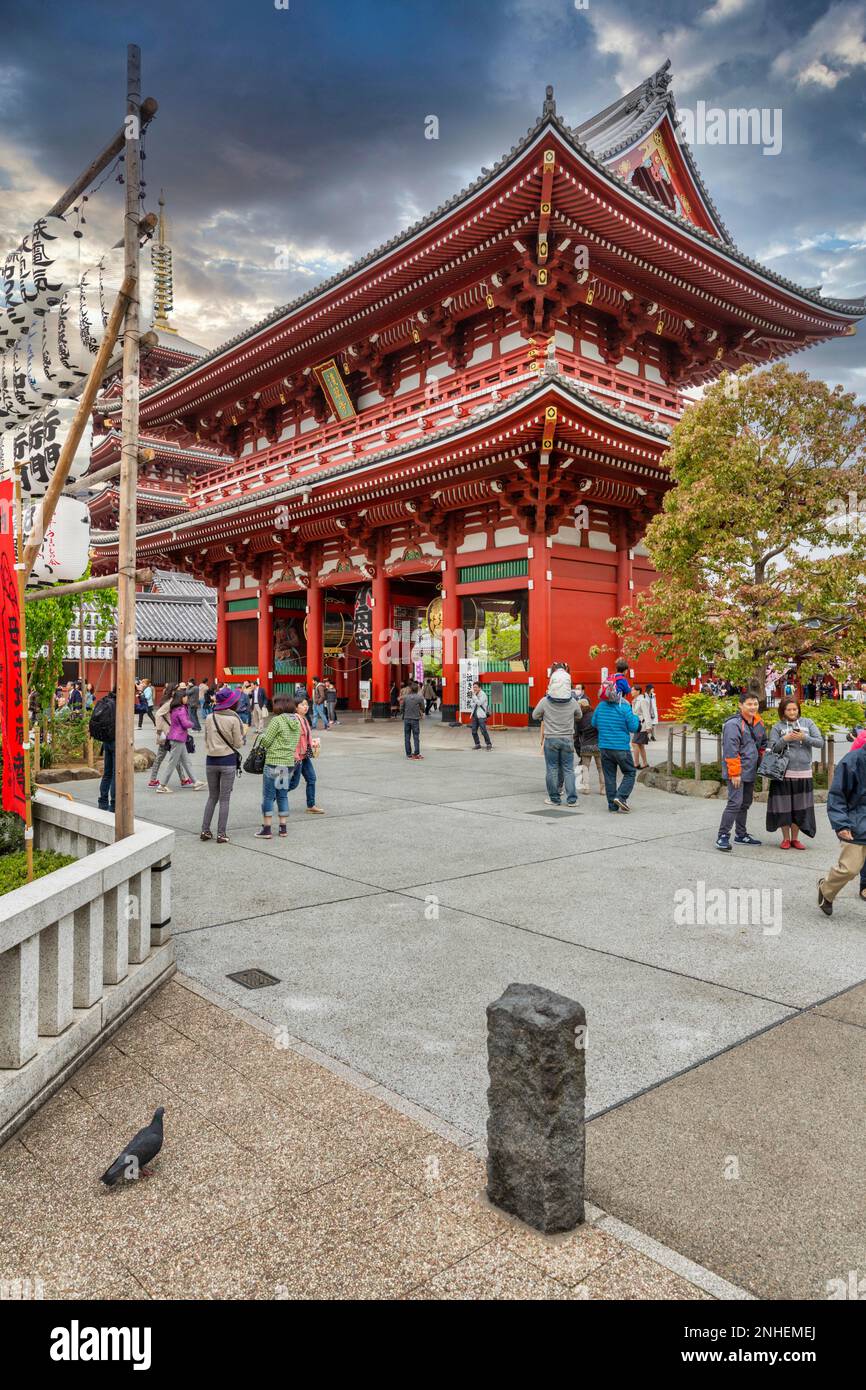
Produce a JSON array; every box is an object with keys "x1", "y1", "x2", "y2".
[{"x1": 1, "y1": 0, "x2": 863, "y2": 389}]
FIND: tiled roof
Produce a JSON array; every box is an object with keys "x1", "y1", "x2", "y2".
[
  {"x1": 150, "y1": 569, "x2": 216, "y2": 599},
  {"x1": 572, "y1": 60, "x2": 733, "y2": 245},
  {"x1": 135, "y1": 592, "x2": 216, "y2": 646},
  {"x1": 119, "y1": 66, "x2": 864, "y2": 415}
]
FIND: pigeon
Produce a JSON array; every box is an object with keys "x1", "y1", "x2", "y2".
[{"x1": 100, "y1": 1107, "x2": 165, "y2": 1187}]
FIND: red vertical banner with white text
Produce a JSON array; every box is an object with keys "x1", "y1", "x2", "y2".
[{"x1": 0, "y1": 479, "x2": 26, "y2": 816}]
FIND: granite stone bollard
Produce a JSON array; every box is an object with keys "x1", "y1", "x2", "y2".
[{"x1": 486, "y1": 982, "x2": 586, "y2": 1233}]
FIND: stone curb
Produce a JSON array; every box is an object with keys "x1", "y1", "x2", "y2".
[{"x1": 638, "y1": 768, "x2": 830, "y2": 803}]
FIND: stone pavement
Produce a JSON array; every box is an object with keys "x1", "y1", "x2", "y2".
[
  {"x1": 1, "y1": 976, "x2": 734, "y2": 1301},
  {"x1": 50, "y1": 715, "x2": 866, "y2": 1297}
]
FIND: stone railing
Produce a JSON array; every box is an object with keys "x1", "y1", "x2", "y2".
[{"x1": 0, "y1": 793, "x2": 175, "y2": 1144}]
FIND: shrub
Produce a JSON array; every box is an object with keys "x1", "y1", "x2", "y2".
[
  {"x1": 0, "y1": 809, "x2": 24, "y2": 855},
  {"x1": 670, "y1": 693, "x2": 865, "y2": 737},
  {"x1": 0, "y1": 850, "x2": 76, "y2": 896}
]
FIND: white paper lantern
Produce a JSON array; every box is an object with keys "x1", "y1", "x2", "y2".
[
  {"x1": 10, "y1": 338, "x2": 43, "y2": 417},
  {"x1": 26, "y1": 216, "x2": 80, "y2": 311},
  {"x1": 25, "y1": 495, "x2": 91, "y2": 585},
  {"x1": 0, "y1": 400, "x2": 92, "y2": 496},
  {"x1": 40, "y1": 301, "x2": 84, "y2": 394}
]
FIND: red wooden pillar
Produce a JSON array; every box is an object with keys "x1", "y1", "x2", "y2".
[
  {"x1": 215, "y1": 567, "x2": 229, "y2": 683},
  {"x1": 257, "y1": 583, "x2": 274, "y2": 697},
  {"x1": 440, "y1": 546, "x2": 461, "y2": 724},
  {"x1": 613, "y1": 513, "x2": 633, "y2": 652},
  {"x1": 371, "y1": 563, "x2": 391, "y2": 719},
  {"x1": 305, "y1": 553, "x2": 324, "y2": 693},
  {"x1": 527, "y1": 531, "x2": 552, "y2": 720}
]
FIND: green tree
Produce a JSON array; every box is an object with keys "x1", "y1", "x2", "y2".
[
  {"x1": 610, "y1": 364, "x2": 866, "y2": 692},
  {"x1": 26, "y1": 584, "x2": 116, "y2": 709}
]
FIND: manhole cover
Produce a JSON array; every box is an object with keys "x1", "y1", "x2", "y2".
[
  {"x1": 227, "y1": 968, "x2": 281, "y2": 990},
  {"x1": 526, "y1": 808, "x2": 577, "y2": 818}
]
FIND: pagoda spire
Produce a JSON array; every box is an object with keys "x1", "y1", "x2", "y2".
[{"x1": 151, "y1": 190, "x2": 177, "y2": 334}]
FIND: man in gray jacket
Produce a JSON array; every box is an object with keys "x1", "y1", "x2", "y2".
[
  {"x1": 716, "y1": 693, "x2": 768, "y2": 851},
  {"x1": 401, "y1": 681, "x2": 426, "y2": 759},
  {"x1": 532, "y1": 667, "x2": 579, "y2": 807}
]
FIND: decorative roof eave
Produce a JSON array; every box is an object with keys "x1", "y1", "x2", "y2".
[
  {"x1": 573, "y1": 61, "x2": 732, "y2": 245},
  {"x1": 106, "y1": 87, "x2": 865, "y2": 424},
  {"x1": 89, "y1": 430, "x2": 233, "y2": 470},
  {"x1": 89, "y1": 367, "x2": 671, "y2": 553}
]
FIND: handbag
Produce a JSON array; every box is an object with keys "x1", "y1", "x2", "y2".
[
  {"x1": 244, "y1": 737, "x2": 266, "y2": 775},
  {"x1": 760, "y1": 746, "x2": 789, "y2": 780},
  {"x1": 186, "y1": 735, "x2": 196, "y2": 754}
]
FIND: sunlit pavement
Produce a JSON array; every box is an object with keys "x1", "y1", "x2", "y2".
[{"x1": 61, "y1": 713, "x2": 866, "y2": 1297}]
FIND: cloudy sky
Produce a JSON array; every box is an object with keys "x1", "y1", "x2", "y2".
[{"x1": 2, "y1": 0, "x2": 864, "y2": 392}]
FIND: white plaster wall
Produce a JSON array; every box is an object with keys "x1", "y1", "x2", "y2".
[
  {"x1": 554, "y1": 329, "x2": 573, "y2": 351},
  {"x1": 579, "y1": 338, "x2": 604, "y2": 363},
  {"x1": 552, "y1": 524, "x2": 584, "y2": 546},
  {"x1": 394, "y1": 371, "x2": 421, "y2": 397},
  {"x1": 645, "y1": 363, "x2": 664, "y2": 384},
  {"x1": 587, "y1": 529, "x2": 616, "y2": 551},
  {"x1": 457, "y1": 531, "x2": 487, "y2": 553},
  {"x1": 357, "y1": 388, "x2": 384, "y2": 409},
  {"x1": 466, "y1": 342, "x2": 493, "y2": 366},
  {"x1": 633, "y1": 540, "x2": 650, "y2": 557},
  {"x1": 299, "y1": 415, "x2": 318, "y2": 434},
  {"x1": 494, "y1": 525, "x2": 524, "y2": 547},
  {"x1": 620, "y1": 355, "x2": 639, "y2": 376},
  {"x1": 499, "y1": 331, "x2": 526, "y2": 354}
]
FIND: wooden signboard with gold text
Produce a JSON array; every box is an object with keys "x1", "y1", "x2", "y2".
[{"x1": 313, "y1": 358, "x2": 356, "y2": 421}]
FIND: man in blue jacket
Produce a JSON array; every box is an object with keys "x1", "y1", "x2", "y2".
[
  {"x1": 592, "y1": 691, "x2": 640, "y2": 812},
  {"x1": 818, "y1": 744, "x2": 866, "y2": 915}
]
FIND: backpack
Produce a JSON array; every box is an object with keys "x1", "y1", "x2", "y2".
[
  {"x1": 89, "y1": 696, "x2": 115, "y2": 743},
  {"x1": 600, "y1": 676, "x2": 621, "y2": 704}
]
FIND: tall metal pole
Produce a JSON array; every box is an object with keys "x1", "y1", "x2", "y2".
[{"x1": 115, "y1": 43, "x2": 142, "y2": 840}]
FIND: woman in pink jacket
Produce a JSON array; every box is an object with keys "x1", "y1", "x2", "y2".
[{"x1": 156, "y1": 692, "x2": 204, "y2": 793}]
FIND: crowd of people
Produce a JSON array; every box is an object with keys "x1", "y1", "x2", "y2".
[{"x1": 521, "y1": 658, "x2": 657, "y2": 812}]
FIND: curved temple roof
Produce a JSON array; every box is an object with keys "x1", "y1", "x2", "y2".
[{"x1": 111, "y1": 62, "x2": 864, "y2": 423}]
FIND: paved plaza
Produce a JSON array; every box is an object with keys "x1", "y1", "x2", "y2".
[{"x1": 33, "y1": 716, "x2": 866, "y2": 1297}]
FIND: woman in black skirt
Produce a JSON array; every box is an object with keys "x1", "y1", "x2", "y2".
[{"x1": 766, "y1": 698, "x2": 823, "y2": 849}]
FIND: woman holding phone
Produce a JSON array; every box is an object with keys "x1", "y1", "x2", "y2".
[{"x1": 766, "y1": 698, "x2": 823, "y2": 849}]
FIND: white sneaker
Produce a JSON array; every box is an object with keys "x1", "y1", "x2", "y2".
[{"x1": 155, "y1": 786, "x2": 172, "y2": 794}]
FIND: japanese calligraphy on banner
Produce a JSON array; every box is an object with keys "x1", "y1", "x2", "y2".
[
  {"x1": 0, "y1": 479, "x2": 26, "y2": 816},
  {"x1": 313, "y1": 358, "x2": 356, "y2": 421},
  {"x1": 353, "y1": 585, "x2": 373, "y2": 655},
  {"x1": 0, "y1": 399, "x2": 92, "y2": 496},
  {"x1": 458, "y1": 657, "x2": 479, "y2": 714}
]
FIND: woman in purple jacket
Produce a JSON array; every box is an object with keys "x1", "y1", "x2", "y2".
[{"x1": 156, "y1": 692, "x2": 204, "y2": 793}]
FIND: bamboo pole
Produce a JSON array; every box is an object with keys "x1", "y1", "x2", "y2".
[
  {"x1": 666, "y1": 726, "x2": 673, "y2": 776},
  {"x1": 21, "y1": 274, "x2": 135, "y2": 580},
  {"x1": 25, "y1": 568, "x2": 152, "y2": 601},
  {"x1": 78, "y1": 447, "x2": 154, "y2": 493},
  {"x1": 46, "y1": 98, "x2": 158, "y2": 218},
  {"x1": 13, "y1": 464, "x2": 34, "y2": 883},
  {"x1": 694, "y1": 730, "x2": 701, "y2": 782},
  {"x1": 114, "y1": 44, "x2": 143, "y2": 842}
]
